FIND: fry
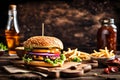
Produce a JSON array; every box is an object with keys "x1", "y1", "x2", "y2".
[
  {"x1": 91, "y1": 47, "x2": 115, "y2": 58},
  {"x1": 63, "y1": 48, "x2": 90, "y2": 61},
  {"x1": 69, "y1": 48, "x2": 77, "y2": 58},
  {"x1": 93, "y1": 50, "x2": 98, "y2": 53}
]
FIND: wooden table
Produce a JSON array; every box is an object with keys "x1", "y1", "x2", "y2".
[{"x1": 0, "y1": 54, "x2": 120, "y2": 80}]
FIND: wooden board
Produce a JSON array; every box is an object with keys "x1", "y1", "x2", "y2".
[{"x1": 10, "y1": 60, "x2": 98, "y2": 78}]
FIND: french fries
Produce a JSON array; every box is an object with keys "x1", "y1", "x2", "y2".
[
  {"x1": 91, "y1": 47, "x2": 115, "y2": 58},
  {"x1": 63, "y1": 48, "x2": 91, "y2": 61}
]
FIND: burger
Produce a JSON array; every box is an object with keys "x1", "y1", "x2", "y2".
[{"x1": 23, "y1": 36, "x2": 66, "y2": 67}]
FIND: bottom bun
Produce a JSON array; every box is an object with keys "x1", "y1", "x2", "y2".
[{"x1": 25, "y1": 61, "x2": 62, "y2": 67}]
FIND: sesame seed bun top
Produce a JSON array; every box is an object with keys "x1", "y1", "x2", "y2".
[{"x1": 23, "y1": 36, "x2": 64, "y2": 49}]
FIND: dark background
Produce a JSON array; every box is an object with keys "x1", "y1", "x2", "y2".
[{"x1": 0, "y1": 0, "x2": 120, "y2": 53}]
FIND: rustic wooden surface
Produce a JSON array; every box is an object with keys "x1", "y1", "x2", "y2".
[{"x1": 0, "y1": 54, "x2": 120, "y2": 80}]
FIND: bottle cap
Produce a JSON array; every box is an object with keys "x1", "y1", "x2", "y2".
[
  {"x1": 102, "y1": 19, "x2": 109, "y2": 24},
  {"x1": 9, "y1": 4, "x2": 16, "y2": 10},
  {"x1": 109, "y1": 18, "x2": 114, "y2": 24}
]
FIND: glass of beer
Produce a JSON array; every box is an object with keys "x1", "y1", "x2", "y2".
[{"x1": 5, "y1": 30, "x2": 20, "y2": 56}]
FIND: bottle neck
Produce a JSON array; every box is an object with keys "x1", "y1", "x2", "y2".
[
  {"x1": 6, "y1": 9, "x2": 19, "y2": 33},
  {"x1": 102, "y1": 23, "x2": 109, "y2": 26}
]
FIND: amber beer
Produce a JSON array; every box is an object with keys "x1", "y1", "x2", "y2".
[{"x1": 5, "y1": 30, "x2": 20, "y2": 55}]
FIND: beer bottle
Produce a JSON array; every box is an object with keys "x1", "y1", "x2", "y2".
[
  {"x1": 109, "y1": 19, "x2": 117, "y2": 52},
  {"x1": 5, "y1": 5, "x2": 20, "y2": 55}
]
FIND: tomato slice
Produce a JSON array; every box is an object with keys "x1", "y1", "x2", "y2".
[{"x1": 104, "y1": 68, "x2": 110, "y2": 74}]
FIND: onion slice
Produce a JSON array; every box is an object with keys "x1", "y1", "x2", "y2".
[{"x1": 29, "y1": 52, "x2": 60, "y2": 56}]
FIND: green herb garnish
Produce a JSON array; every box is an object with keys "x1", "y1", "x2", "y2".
[
  {"x1": 45, "y1": 54, "x2": 66, "y2": 65},
  {"x1": 72, "y1": 57, "x2": 82, "y2": 62},
  {"x1": 60, "y1": 54, "x2": 66, "y2": 61},
  {"x1": 45, "y1": 58, "x2": 54, "y2": 64},
  {"x1": 0, "y1": 43, "x2": 8, "y2": 51},
  {"x1": 24, "y1": 47, "x2": 32, "y2": 51},
  {"x1": 22, "y1": 54, "x2": 33, "y2": 63}
]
